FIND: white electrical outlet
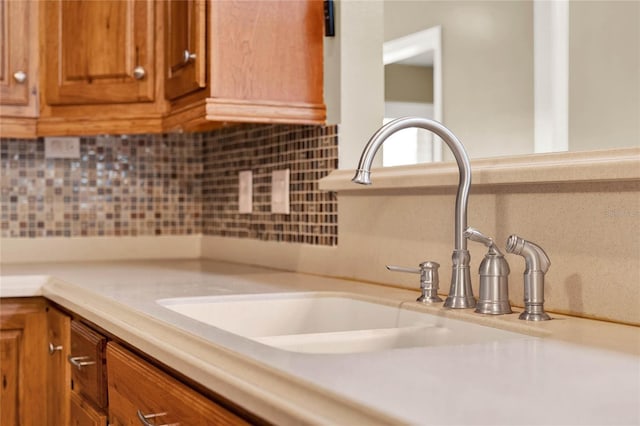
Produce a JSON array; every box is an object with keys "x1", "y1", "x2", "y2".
[
  {"x1": 44, "y1": 137, "x2": 81, "y2": 159},
  {"x1": 271, "y1": 169, "x2": 290, "y2": 214},
  {"x1": 238, "y1": 170, "x2": 253, "y2": 213}
]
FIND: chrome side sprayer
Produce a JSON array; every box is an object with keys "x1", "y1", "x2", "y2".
[{"x1": 506, "y1": 235, "x2": 551, "y2": 321}]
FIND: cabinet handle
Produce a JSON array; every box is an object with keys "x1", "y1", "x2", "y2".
[
  {"x1": 48, "y1": 342, "x2": 63, "y2": 355},
  {"x1": 133, "y1": 66, "x2": 146, "y2": 80},
  {"x1": 13, "y1": 71, "x2": 27, "y2": 83},
  {"x1": 67, "y1": 355, "x2": 95, "y2": 370},
  {"x1": 136, "y1": 410, "x2": 179, "y2": 426},
  {"x1": 183, "y1": 49, "x2": 196, "y2": 64}
]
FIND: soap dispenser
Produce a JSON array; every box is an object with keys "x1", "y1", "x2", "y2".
[{"x1": 464, "y1": 227, "x2": 512, "y2": 315}]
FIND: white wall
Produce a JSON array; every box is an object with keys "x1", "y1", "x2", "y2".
[
  {"x1": 324, "y1": 0, "x2": 385, "y2": 170},
  {"x1": 568, "y1": 1, "x2": 640, "y2": 152},
  {"x1": 383, "y1": 0, "x2": 535, "y2": 161}
]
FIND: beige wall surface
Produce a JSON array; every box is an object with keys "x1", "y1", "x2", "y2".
[
  {"x1": 569, "y1": 1, "x2": 640, "y2": 152},
  {"x1": 203, "y1": 149, "x2": 640, "y2": 326},
  {"x1": 384, "y1": 0, "x2": 535, "y2": 160},
  {"x1": 385, "y1": 64, "x2": 434, "y2": 103}
]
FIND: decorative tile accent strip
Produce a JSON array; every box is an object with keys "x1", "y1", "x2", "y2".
[
  {"x1": 0, "y1": 124, "x2": 339, "y2": 245},
  {"x1": 0, "y1": 134, "x2": 202, "y2": 238},
  {"x1": 202, "y1": 124, "x2": 338, "y2": 246}
]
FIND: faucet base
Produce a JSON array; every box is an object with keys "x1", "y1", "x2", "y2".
[
  {"x1": 443, "y1": 250, "x2": 476, "y2": 309},
  {"x1": 475, "y1": 300, "x2": 512, "y2": 315},
  {"x1": 444, "y1": 295, "x2": 476, "y2": 309},
  {"x1": 519, "y1": 311, "x2": 551, "y2": 321}
]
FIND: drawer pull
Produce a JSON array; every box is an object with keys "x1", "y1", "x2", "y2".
[
  {"x1": 136, "y1": 410, "x2": 179, "y2": 426},
  {"x1": 67, "y1": 355, "x2": 96, "y2": 370}
]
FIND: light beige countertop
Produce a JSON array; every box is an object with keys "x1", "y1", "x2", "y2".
[{"x1": 1, "y1": 259, "x2": 639, "y2": 425}]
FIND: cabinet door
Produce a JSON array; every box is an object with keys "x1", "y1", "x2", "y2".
[
  {"x1": 164, "y1": 0, "x2": 206, "y2": 100},
  {"x1": 107, "y1": 343, "x2": 249, "y2": 426},
  {"x1": 0, "y1": 0, "x2": 38, "y2": 115},
  {"x1": 47, "y1": 306, "x2": 71, "y2": 426},
  {"x1": 70, "y1": 320, "x2": 108, "y2": 410},
  {"x1": 207, "y1": 0, "x2": 325, "y2": 124},
  {"x1": 0, "y1": 298, "x2": 48, "y2": 426},
  {"x1": 44, "y1": 0, "x2": 155, "y2": 105}
]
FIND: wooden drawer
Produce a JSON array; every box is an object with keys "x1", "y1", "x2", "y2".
[
  {"x1": 107, "y1": 343, "x2": 248, "y2": 425},
  {"x1": 70, "y1": 392, "x2": 107, "y2": 426},
  {"x1": 69, "y1": 321, "x2": 108, "y2": 409}
]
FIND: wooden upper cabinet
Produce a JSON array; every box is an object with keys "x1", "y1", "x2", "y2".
[
  {"x1": 0, "y1": 0, "x2": 38, "y2": 116},
  {"x1": 164, "y1": 0, "x2": 206, "y2": 101},
  {"x1": 207, "y1": 0, "x2": 326, "y2": 124},
  {"x1": 44, "y1": 0, "x2": 156, "y2": 106}
]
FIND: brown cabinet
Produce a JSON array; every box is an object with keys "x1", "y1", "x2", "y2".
[
  {"x1": 107, "y1": 342, "x2": 248, "y2": 426},
  {"x1": 0, "y1": 0, "x2": 39, "y2": 137},
  {"x1": 47, "y1": 306, "x2": 72, "y2": 426},
  {"x1": 69, "y1": 320, "x2": 108, "y2": 425},
  {"x1": 0, "y1": 299, "x2": 47, "y2": 426},
  {"x1": 206, "y1": 0, "x2": 326, "y2": 125},
  {"x1": 0, "y1": 298, "x2": 56, "y2": 426},
  {"x1": 164, "y1": 0, "x2": 206, "y2": 101},
  {"x1": 2, "y1": 0, "x2": 326, "y2": 137},
  {"x1": 44, "y1": 0, "x2": 156, "y2": 106}
]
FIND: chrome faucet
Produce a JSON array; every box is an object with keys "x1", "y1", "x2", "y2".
[
  {"x1": 352, "y1": 117, "x2": 476, "y2": 309},
  {"x1": 506, "y1": 235, "x2": 552, "y2": 321}
]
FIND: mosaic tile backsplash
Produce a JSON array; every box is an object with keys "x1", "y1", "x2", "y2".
[
  {"x1": 0, "y1": 124, "x2": 338, "y2": 245},
  {"x1": 202, "y1": 125, "x2": 338, "y2": 245}
]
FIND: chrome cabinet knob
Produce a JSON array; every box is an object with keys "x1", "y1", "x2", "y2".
[
  {"x1": 183, "y1": 49, "x2": 196, "y2": 64},
  {"x1": 13, "y1": 70, "x2": 27, "y2": 83},
  {"x1": 48, "y1": 342, "x2": 63, "y2": 355},
  {"x1": 133, "y1": 66, "x2": 146, "y2": 80}
]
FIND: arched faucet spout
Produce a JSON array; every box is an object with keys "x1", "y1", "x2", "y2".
[{"x1": 352, "y1": 117, "x2": 475, "y2": 309}]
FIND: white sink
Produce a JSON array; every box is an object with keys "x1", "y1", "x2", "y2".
[{"x1": 158, "y1": 292, "x2": 526, "y2": 353}]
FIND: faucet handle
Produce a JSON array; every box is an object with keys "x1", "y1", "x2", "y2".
[
  {"x1": 387, "y1": 262, "x2": 443, "y2": 303},
  {"x1": 464, "y1": 227, "x2": 504, "y2": 255}
]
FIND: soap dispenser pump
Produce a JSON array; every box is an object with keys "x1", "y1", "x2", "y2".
[{"x1": 464, "y1": 227, "x2": 512, "y2": 315}]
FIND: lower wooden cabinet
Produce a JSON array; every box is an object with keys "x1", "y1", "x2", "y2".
[
  {"x1": 0, "y1": 298, "x2": 260, "y2": 425},
  {"x1": 69, "y1": 320, "x2": 109, "y2": 425},
  {"x1": 0, "y1": 298, "x2": 70, "y2": 426},
  {"x1": 107, "y1": 342, "x2": 248, "y2": 426},
  {"x1": 47, "y1": 305, "x2": 72, "y2": 426}
]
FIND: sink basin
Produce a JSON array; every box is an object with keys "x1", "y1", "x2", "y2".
[{"x1": 158, "y1": 292, "x2": 527, "y2": 353}]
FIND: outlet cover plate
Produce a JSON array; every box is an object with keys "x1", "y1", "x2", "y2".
[
  {"x1": 238, "y1": 170, "x2": 253, "y2": 213},
  {"x1": 271, "y1": 169, "x2": 290, "y2": 214},
  {"x1": 44, "y1": 137, "x2": 81, "y2": 159}
]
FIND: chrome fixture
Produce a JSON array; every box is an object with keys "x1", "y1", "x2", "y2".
[
  {"x1": 506, "y1": 235, "x2": 552, "y2": 321},
  {"x1": 387, "y1": 261, "x2": 442, "y2": 303},
  {"x1": 465, "y1": 227, "x2": 512, "y2": 315},
  {"x1": 13, "y1": 70, "x2": 27, "y2": 84},
  {"x1": 133, "y1": 66, "x2": 146, "y2": 80},
  {"x1": 184, "y1": 49, "x2": 197, "y2": 64},
  {"x1": 48, "y1": 342, "x2": 63, "y2": 355},
  {"x1": 352, "y1": 117, "x2": 475, "y2": 309}
]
